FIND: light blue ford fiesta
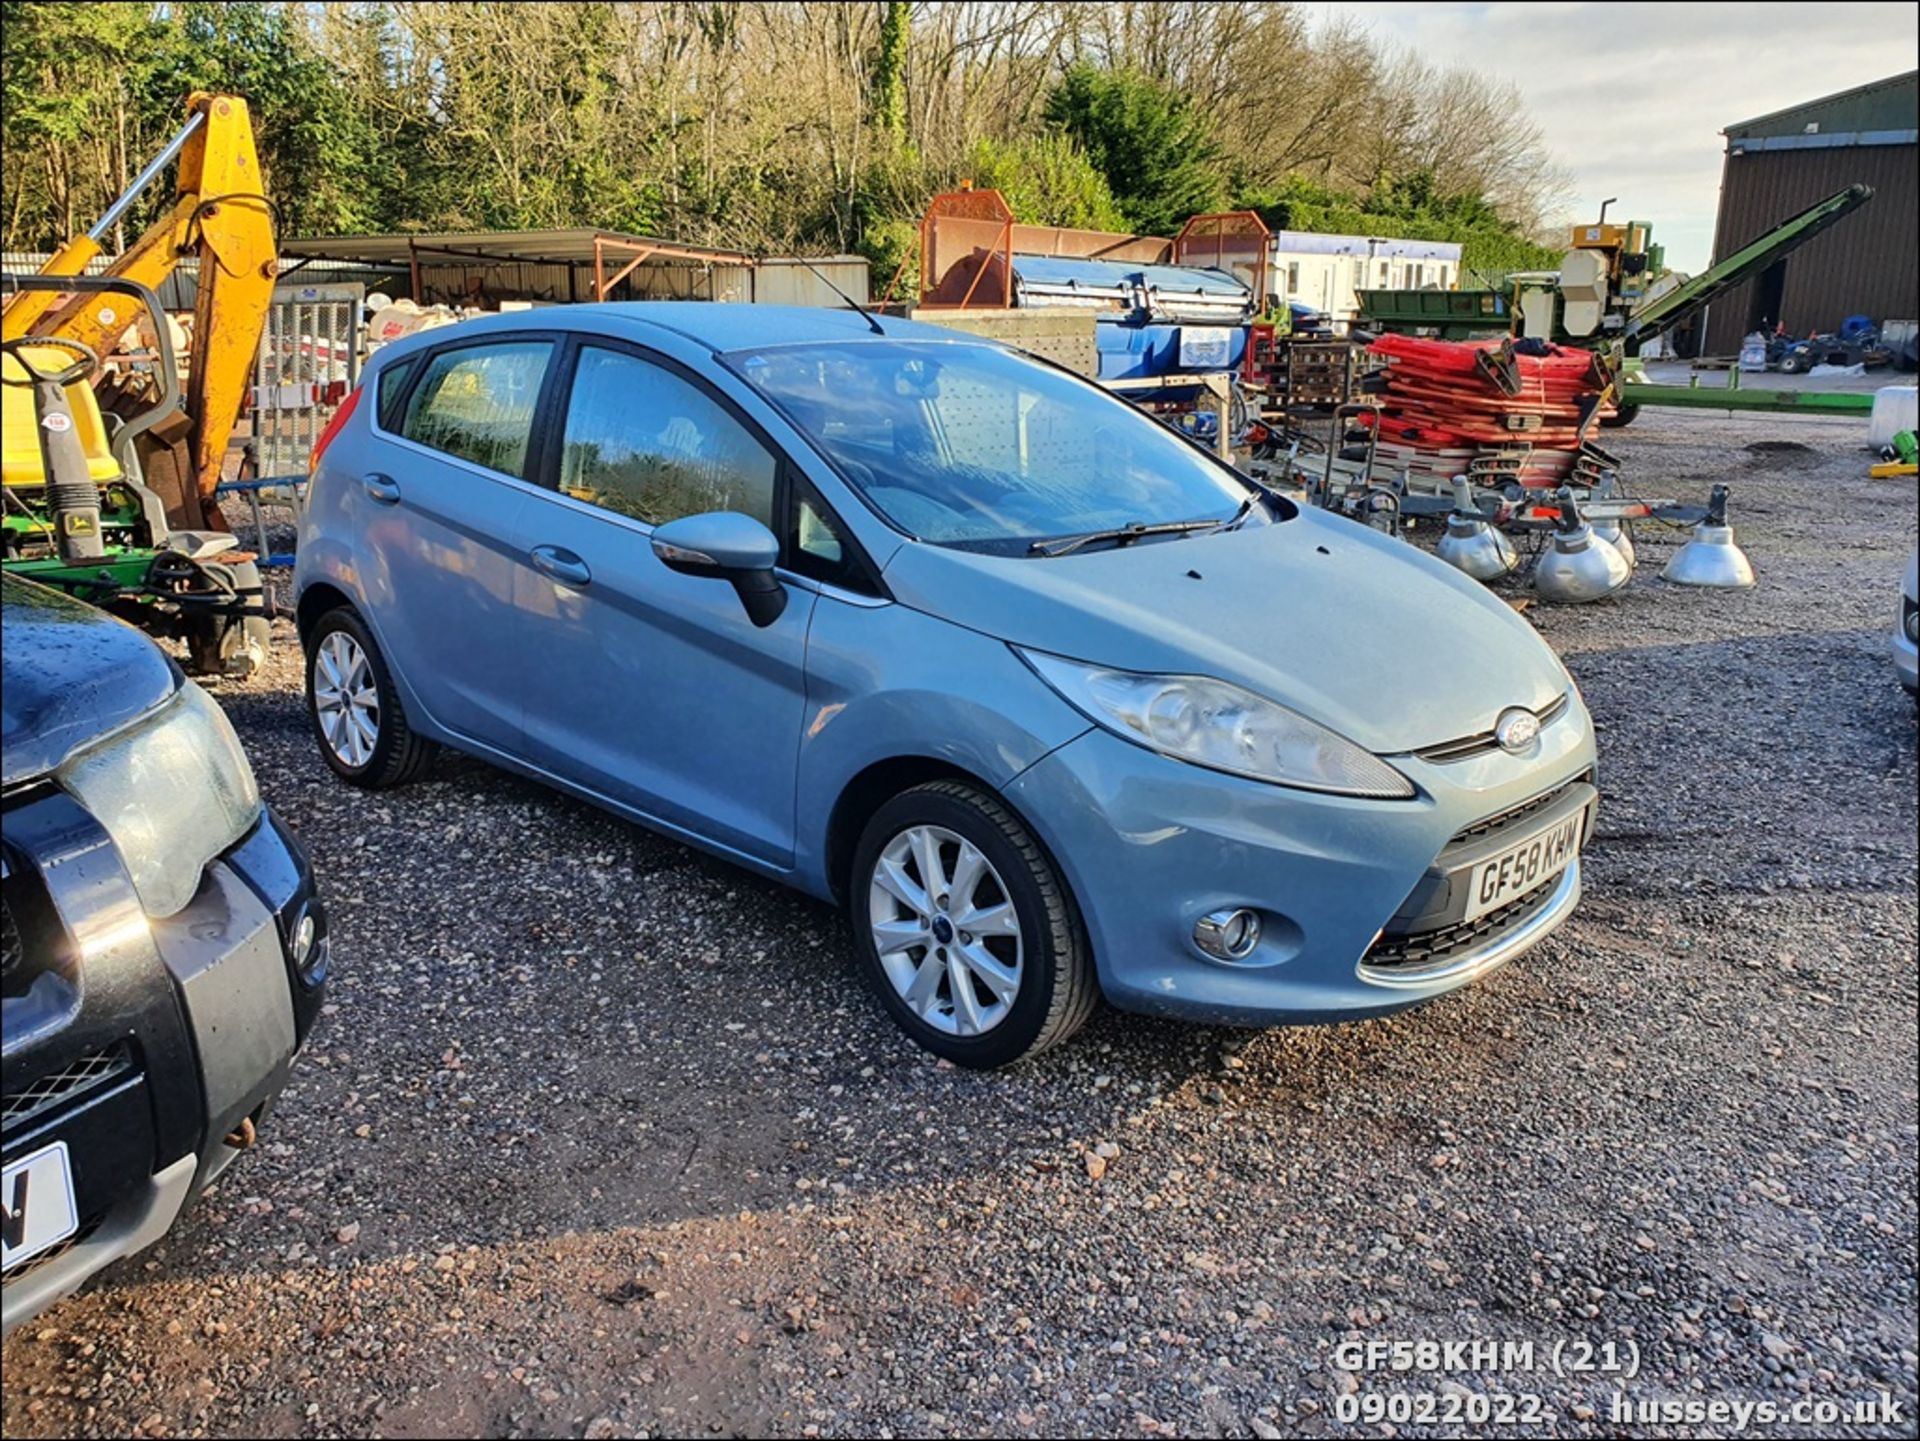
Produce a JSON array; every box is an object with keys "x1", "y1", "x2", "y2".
[{"x1": 295, "y1": 304, "x2": 1597, "y2": 1066}]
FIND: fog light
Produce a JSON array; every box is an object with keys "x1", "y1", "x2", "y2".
[
  {"x1": 290, "y1": 900, "x2": 329, "y2": 986},
  {"x1": 1194, "y1": 908, "x2": 1262, "y2": 961}
]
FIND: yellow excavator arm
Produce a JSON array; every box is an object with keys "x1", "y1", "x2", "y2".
[{"x1": 3, "y1": 92, "x2": 276, "y2": 528}]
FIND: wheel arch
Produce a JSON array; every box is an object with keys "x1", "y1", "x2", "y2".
[
  {"x1": 295, "y1": 581, "x2": 356, "y2": 647},
  {"x1": 825, "y1": 756, "x2": 991, "y2": 903}
]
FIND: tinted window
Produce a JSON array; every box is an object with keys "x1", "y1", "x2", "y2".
[
  {"x1": 560, "y1": 345, "x2": 776, "y2": 528},
  {"x1": 402, "y1": 341, "x2": 552, "y2": 478},
  {"x1": 730, "y1": 341, "x2": 1254, "y2": 553},
  {"x1": 376, "y1": 354, "x2": 419, "y2": 430}
]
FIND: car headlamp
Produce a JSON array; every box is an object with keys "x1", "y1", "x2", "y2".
[
  {"x1": 1018, "y1": 650, "x2": 1414, "y2": 798},
  {"x1": 57, "y1": 681, "x2": 263, "y2": 918}
]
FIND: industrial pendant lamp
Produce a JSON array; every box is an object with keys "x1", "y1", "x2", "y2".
[
  {"x1": 1663, "y1": 484, "x2": 1755, "y2": 589},
  {"x1": 1534, "y1": 488, "x2": 1633, "y2": 603},
  {"x1": 1435, "y1": 476, "x2": 1518, "y2": 582}
]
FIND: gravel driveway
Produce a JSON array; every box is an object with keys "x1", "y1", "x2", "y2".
[{"x1": 4, "y1": 406, "x2": 1915, "y2": 1439}]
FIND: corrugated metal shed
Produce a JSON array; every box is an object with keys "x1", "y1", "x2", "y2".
[
  {"x1": 1702, "y1": 72, "x2": 1917, "y2": 355},
  {"x1": 1725, "y1": 70, "x2": 1917, "y2": 142},
  {"x1": 4, "y1": 252, "x2": 400, "y2": 313},
  {"x1": 282, "y1": 228, "x2": 755, "y2": 308},
  {"x1": 4, "y1": 251, "x2": 199, "y2": 310}
]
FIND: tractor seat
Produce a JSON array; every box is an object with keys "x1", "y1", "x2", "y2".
[
  {"x1": 161, "y1": 530, "x2": 241, "y2": 560},
  {"x1": 1, "y1": 345, "x2": 123, "y2": 489}
]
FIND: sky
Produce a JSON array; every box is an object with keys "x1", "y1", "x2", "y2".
[{"x1": 1308, "y1": 1, "x2": 1919, "y2": 272}]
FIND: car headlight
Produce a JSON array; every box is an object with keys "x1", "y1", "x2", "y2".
[
  {"x1": 57, "y1": 681, "x2": 262, "y2": 917},
  {"x1": 1018, "y1": 650, "x2": 1414, "y2": 798}
]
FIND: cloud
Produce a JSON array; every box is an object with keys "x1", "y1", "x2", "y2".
[{"x1": 1306, "y1": 1, "x2": 1919, "y2": 271}]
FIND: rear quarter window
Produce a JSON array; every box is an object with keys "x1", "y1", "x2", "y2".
[{"x1": 375, "y1": 354, "x2": 420, "y2": 431}]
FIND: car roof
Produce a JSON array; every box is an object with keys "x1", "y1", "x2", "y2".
[{"x1": 417, "y1": 302, "x2": 995, "y2": 355}]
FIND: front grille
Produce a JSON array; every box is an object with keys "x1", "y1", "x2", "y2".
[
  {"x1": 0, "y1": 1216, "x2": 101, "y2": 1282},
  {"x1": 0, "y1": 892, "x2": 18, "y2": 979},
  {"x1": 1415, "y1": 692, "x2": 1571, "y2": 763},
  {"x1": 1363, "y1": 870, "x2": 1566, "y2": 972},
  {"x1": 1449, "y1": 769, "x2": 1593, "y2": 847},
  {"x1": 1, "y1": 847, "x2": 19, "y2": 978},
  {"x1": 1, "y1": 1045, "x2": 133, "y2": 1131}
]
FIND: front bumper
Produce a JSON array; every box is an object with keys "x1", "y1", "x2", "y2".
[
  {"x1": 1004, "y1": 698, "x2": 1597, "y2": 1025},
  {"x1": 1894, "y1": 627, "x2": 1918, "y2": 694},
  {"x1": 1, "y1": 798, "x2": 323, "y2": 1332}
]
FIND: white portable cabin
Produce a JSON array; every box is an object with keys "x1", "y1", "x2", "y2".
[{"x1": 1266, "y1": 232, "x2": 1463, "y2": 324}]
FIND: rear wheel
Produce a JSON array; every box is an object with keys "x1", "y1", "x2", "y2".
[
  {"x1": 305, "y1": 607, "x2": 435, "y2": 788},
  {"x1": 849, "y1": 780, "x2": 1097, "y2": 1067}
]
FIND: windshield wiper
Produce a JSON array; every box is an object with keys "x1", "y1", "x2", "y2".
[
  {"x1": 1030, "y1": 490, "x2": 1270, "y2": 558},
  {"x1": 1030, "y1": 517, "x2": 1226, "y2": 558}
]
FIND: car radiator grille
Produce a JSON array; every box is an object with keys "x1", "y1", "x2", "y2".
[
  {"x1": 1363, "y1": 873, "x2": 1567, "y2": 972},
  {"x1": 0, "y1": 1217, "x2": 102, "y2": 1282},
  {"x1": 1, "y1": 1044, "x2": 133, "y2": 1132},
  {"x1": 1415, "y1": 693, "x2": 1571, "y2": 764},
  {"x1": 1448, "y1": 769, "x2": 1594, "y2": 847},
  {"x1": 0, "y1": 892, "x2": 18, "y2": 980}
]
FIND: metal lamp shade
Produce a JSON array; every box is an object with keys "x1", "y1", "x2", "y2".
[
  {"x1": 1437, "y1": 512, "x2": 1519, "y2": 581},
  {"x1": 1535, "y1": 526, "x2": 1634, "y2": 603},
  {"x1": 1663, "y1": 522, "x2": 1755, "y2": 588}
]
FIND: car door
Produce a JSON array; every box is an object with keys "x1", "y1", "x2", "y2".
[
  {"x1": 365, "y1": 336, "x2": 556, "y2": 752},
  {"x1": 511, "y1": 339, "x2": 818, "y2": 869}
]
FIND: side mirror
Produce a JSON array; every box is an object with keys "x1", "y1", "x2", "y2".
[{"x1": 650, "y1": 511, "x2": 787, "y2": 627}]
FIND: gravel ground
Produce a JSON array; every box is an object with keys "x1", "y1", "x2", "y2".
[{"x1": 4, "y1": 406, "x2": 1915, "y2": 1439}]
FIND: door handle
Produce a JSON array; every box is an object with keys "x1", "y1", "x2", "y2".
[
  {"x1": 363, "y1": 473, "x2": 401, "y2": 505},
  {"x1": 530, "y1": 545, "x2": 592, "y2": 587}
]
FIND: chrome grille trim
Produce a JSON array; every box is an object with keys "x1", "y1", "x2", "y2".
[{"x1": 1413, "y1": 691, "x2": 1572, "y2": 764}]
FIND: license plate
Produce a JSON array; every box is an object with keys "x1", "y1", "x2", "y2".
[
  {"x1": 1463, "y1": 809, "x2": 1586, "y2": 922},
  {"x1": 1, "y1": 1141, "x2": 79, "y2": 1271}
]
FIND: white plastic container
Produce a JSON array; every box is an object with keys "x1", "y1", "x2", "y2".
[{"x1": 1869, "y1": 385, "x2": 1918, "y2": 451}]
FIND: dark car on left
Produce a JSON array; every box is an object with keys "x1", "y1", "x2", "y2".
[{"x1": 2, "y1": 574, "x2": 326, "y2": 1331}]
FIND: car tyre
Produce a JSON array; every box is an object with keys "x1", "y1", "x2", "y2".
[
  {"x1": 849, "y1": 780, "x2": 1097, "y2": 1067},
  {"x1": 305, "y1": 606, "x2": 435, "y2": 788}
]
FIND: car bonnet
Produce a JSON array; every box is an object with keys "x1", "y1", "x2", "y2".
[
  {"x1": 1, "y1": 575, "x2": 181, "y2": 789},
  {"x1": 879, "y1": 509, "x2": 1569, "y2": 756}
]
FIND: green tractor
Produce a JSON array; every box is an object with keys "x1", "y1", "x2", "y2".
[{"x1": 2, "y1": 274, "x2": 270, "y2": 674}]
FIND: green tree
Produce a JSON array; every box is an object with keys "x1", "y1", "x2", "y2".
[
  {"x1": 1043, "y1": 64, "x2": 1227, "y2": 236},
  {"x1": 962, "y1": 134, "x2": 1125, "y2": 232},
  {"x1": 870, "y1": 0, "x2": 909, "y2": 138}
]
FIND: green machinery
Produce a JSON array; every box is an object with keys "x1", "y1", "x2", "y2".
[
  {"x1": 2, "y1": 273, "x2": 270, "y2": 673},
  {"x1": 1355, "y1": 185, "x2": 1877, "y2": 417},
  {"x1": 1358, "y1": 186, "x2": 1870, "y2": 348}
]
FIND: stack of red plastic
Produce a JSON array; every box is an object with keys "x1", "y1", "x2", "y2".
[{"x1": 1364, "y1": 334, "x2": 1614, "y2": 488}]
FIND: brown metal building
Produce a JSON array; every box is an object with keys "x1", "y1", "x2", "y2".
[{"x1": 1701, "y1": 70, "x2": 1917, "y2": 357}]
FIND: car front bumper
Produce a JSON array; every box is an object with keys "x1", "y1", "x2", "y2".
[
  {"x1": 1894, "y1": 627, "x2": 1918, "y2": 693},
  {"x1": 1, "y1": 799, "x2": 324, "y2": 1332},
  {"x1": 1004, "y1": 698, "x2": 1598, "y2": 1025}
]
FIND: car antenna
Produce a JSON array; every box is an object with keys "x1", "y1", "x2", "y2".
[{"x1": 796, "y1": 258, "x2": 885, "y2": 335}]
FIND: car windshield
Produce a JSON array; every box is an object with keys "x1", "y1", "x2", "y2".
[{"x1": 726, "y1": 340, "x2": 1262, "y2": 554}]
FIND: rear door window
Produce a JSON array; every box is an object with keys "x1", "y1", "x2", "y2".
[
  {"x1": 558, "y1": 344, "x2": 776, "y2": 528},
  {"x1": 401, "y1": 341, "x2": 553, "y2": 479}
]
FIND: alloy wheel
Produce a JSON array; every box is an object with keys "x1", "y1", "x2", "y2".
[
  {"x1": 868, "y1": 823, "x2": 1024, "y2": 1037},
  {"x1": 313, "y1": 630, "x2": 380, "y2": 768}
]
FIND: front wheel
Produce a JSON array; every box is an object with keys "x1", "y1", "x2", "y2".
[{"x1": 849, "y1": 781, "x2": 1097, "y2": 1067}]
